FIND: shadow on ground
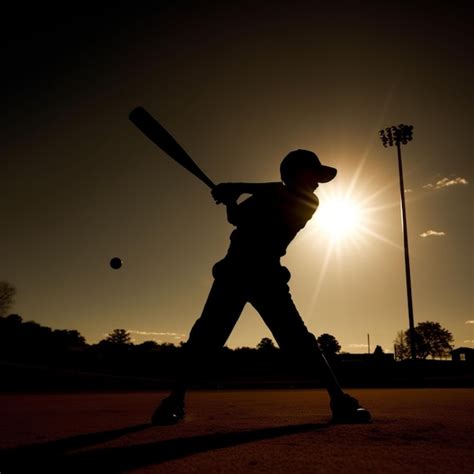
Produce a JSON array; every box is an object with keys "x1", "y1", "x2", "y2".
[{"x1": 0, "y1": 422, "x2": 329, "y2": 473}]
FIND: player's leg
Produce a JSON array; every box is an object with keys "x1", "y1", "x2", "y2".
[
  {"x1": 173, "y1": 277, "x2": 247, "y2": 397},
  {"x1": 249, "y1": 270, "x2": 371, "y2": 423},
  {"x1": 152, "y1": 276, "x2": 247, "y2": 424},
  {"x1": 249, "y1": 275, "x2": 343, "y2": 399}
]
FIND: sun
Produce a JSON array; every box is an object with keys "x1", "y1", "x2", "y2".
[
  {"x1": 315, "y1": 195, "x2": 364, "y2": 241},
  {"x1": 298, "y1": 156, "x2": 403, "y2": 257}
]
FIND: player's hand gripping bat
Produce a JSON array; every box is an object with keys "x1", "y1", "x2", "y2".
[{"x1": 129, "y1": 106, "x2": 216, "y2": 190}]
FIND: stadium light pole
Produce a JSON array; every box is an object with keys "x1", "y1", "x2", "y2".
[{"x1": 379, "y1": 124, "x2": 416, "y2": 361}]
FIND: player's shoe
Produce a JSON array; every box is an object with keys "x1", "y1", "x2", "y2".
[
  {"x1": 330, "y1": 393, "x2": 372, "y2": 424},
  {"x1": 151, "y1": 396, "x2": 185, "y2": 425}
]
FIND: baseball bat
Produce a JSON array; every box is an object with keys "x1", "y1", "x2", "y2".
[{"x1": 129, "y1": 106, "x2": 215, "y2": 189}]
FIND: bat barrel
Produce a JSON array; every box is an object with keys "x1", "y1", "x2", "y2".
[{"x1": 129, "y1": 107, "x2": 215, "y2": 189}]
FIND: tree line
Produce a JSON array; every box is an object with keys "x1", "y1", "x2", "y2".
[{"x1": 0, "y1": 280, "x2": 457, "y2": 374}]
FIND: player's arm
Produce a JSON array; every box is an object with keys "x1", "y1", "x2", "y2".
[
  {"x1": 226, "y1": 200, "x2": 240, "y2": 225},
  {"x1": 211, "y1": 182, "x2": 278, "y2": 204},
  {"x1": 212, "y1": 182, "x2": 278, "y2": 225}
]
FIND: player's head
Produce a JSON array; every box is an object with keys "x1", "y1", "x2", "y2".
[{"x1": 280, "y1": 149, "x2": 337, "y2": 189}]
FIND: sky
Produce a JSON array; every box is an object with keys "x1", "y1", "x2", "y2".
[{"x1": 1, "y1": 1, "x2": 472, "y2": 353}]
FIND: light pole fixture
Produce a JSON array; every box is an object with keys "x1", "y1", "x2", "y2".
[{"x1": 379, "y1": 124, "x2": 416, "y2": 360}]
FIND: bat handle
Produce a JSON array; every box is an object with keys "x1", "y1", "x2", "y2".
[{"x1": 204, "y1": 177, "x2": 216, "y2": 190}]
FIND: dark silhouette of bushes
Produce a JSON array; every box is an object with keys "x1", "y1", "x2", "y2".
[{"x1": 1, "y1": 315, "x2": 470, "y2": 391}]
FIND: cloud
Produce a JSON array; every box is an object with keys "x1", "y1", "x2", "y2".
[
  {"x1": 347, "y1": 344, "x2": 368, "y2": 348},
  {"x1": 420, "y1": 230, "x2": 446, "y2": 238},
  {"x1": 423, "y1": 177, "x2": 469, "y2": 190},
  {"x1": 465, "y1": 321, "x2": 474, "y2": 325},
  {"x1": 127, "y1": 330, "x2": 186, "y2": 339},
  {"x1": 404, "y1": 189, "x2": 413, "y2": 193},
  {"x1": 463, "y1": 340, "x2": 474, "y2": 344}
]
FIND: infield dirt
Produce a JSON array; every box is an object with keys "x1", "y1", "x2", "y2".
[{"x1": 1, "y1": 388, "x2": 473, "y2": 473}]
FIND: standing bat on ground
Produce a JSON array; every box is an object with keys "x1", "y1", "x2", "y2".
[{"x1": 129, "y1": 106, "x2": 215, "y2": 189}]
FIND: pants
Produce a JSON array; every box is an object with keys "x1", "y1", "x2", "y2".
[{"x1": 180, "y1": 260, "x2": 322, "y2": 379}]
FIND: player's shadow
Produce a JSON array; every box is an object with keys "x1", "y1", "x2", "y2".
[{"x1": 1, "y1": 421, "x2": 329, "y2": 473}]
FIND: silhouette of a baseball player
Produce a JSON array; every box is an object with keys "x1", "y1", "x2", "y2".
[{"x1": 152, "y1": 149, "x2": 371, "y2": 424}]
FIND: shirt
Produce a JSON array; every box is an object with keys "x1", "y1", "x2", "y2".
[{"x1": 225, "y1": 182, "x2": 318, "y2": 265}]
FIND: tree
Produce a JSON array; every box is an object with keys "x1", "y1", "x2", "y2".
[
  {"x1": 0, "y1": 313, "x2": 23, "y2": 330},
  {"x1": 105, "y1": 329, "x2": 132, "y2": 346},
  {"x1": 257, "y1": 337, "x2": 277, "y2": 351},
  {"x1": 317, "y1": 333, "x2": 341, "y2": 358},
  {"x1": 21, "y1": 320, "x2": 54, "y2": 352},
  {"x1": 394, "y1": 322, "x2": 454, "y2": 360},
  {"x1": 0, "y1": 314, "x2": 23, "y2": 356},
  {"x1": 136, "y1": 340, "x2": 159, "y2": 352},
  {"x1": 373, "y1": 345, "x2": 385, "y2": 362},
  {"x1": 394, "y1": 330, "x2": 410, "y2": 361},
  {"x1": 373, "y1": 345, "x2": 385, "y2": 356},
  {"x1": 52, "y1": 329, "x2": 86, "y2": 349},
  {"x1": 0, "y1": 282, "x2": 16, "y2": 317},
  {"x1": 414, "y1": 321, "x2": 454, "y2": 359}
]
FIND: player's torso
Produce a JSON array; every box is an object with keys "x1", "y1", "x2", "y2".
[{"x1": 227, "y1": 184, "x2": 318, "y2": 261}]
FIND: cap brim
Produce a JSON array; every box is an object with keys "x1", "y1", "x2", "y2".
[{"x1": 315, "y1": 166, "x2": 337, "y2": 183}]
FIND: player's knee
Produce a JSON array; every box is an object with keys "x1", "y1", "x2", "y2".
[
  {"x1": 277, "y1": 328, "x2": 315, "y2": 354},
  {"x1": 188, "y1": 319, "x2": 227, "y2": 353},
  {"x1": 212, "y1": 259, "x2": 232, "y2": 279},
  {"x1": 280, "y1": 266, "x2": 291, "y2": 283},
  {"x1": 298, "y1": 331, "x2": 318, "y2": 353},
  {"x1": 187, "y1": 318, "x2": 210, "y2": 347}
]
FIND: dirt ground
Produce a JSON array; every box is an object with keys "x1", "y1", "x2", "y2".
[{"x1": 0, "y1": 388, "x2": 473, "y2": 473}]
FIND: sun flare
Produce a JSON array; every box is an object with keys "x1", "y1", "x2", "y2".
[{"x1": 316, "y1": 196, "x2": 363, "y2": 241}]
